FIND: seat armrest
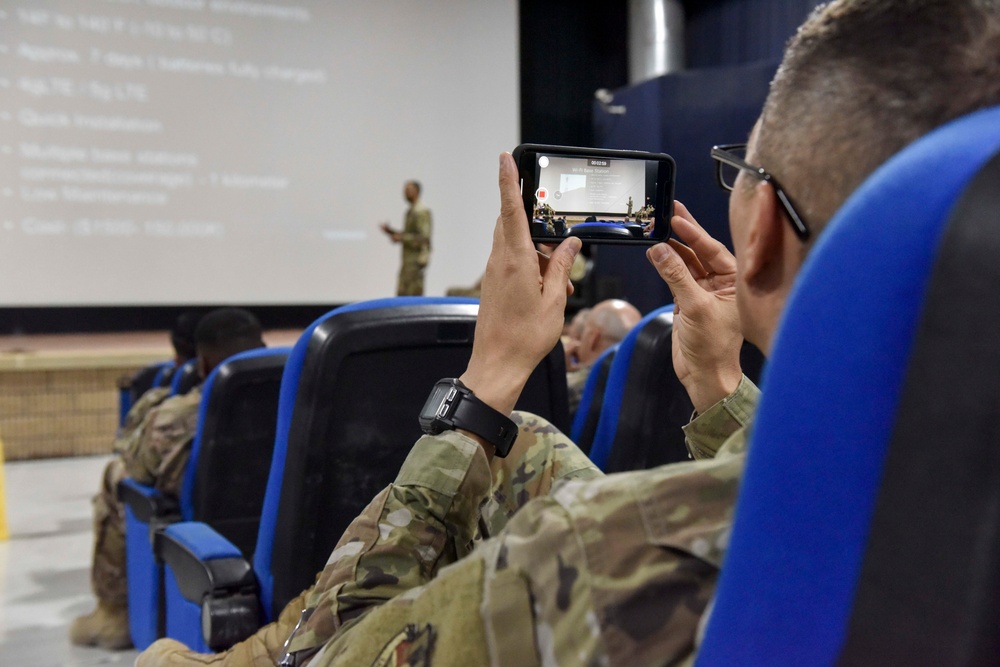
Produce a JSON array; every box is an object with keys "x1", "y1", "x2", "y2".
[
  {"x1": 118, "y1": 478, "x2": 180, "y2": 524},
  {"x1": 155, "y1": 522, "x2": 257, "y2": 604}
]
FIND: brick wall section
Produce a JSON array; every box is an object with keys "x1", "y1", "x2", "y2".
[
  {"x1": 0, "y1": 353, "x2": 169, "y2": 460},
  {"x1": 1, "y1": 367, "x2": 136, "y2": 460},
  {"x1": 0, "y1": 330, "x2": 300, "y2": 461}
]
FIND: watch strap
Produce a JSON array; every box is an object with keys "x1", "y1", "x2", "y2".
[{"x1": 450, "y1": 387, "x2": 518, "y2": 457}]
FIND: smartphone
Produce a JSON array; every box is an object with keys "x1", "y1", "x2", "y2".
[{"x1": 512, "y1": 143, "x2": 675, "y2": 244}]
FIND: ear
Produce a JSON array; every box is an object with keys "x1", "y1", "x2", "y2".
[
  {"x1": 582, "y1": 326, "x2": 603, "y2": 354},
  {"x1": 740, "y1": 181, "x2": 788, "y2": 293}
]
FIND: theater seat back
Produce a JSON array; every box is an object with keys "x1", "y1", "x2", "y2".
[
  {"x1": 169, "y1": 358, "x2": 200, "y2": 396},
  {"x1": 699, "y1": 105, "x2": 1000, "y2": 665},
  {"x1": 587, "y1": 305, "x2": 674, "y2": 470},
  {"x1": 126, "y1": 360, "x2": 173, "y2": 409},
  {"x1": 603, "y1": 311, "x2": 684, "y2": 471},
  {"x1": 570, "y1": 344, "x2": 618, "y2": 455},
  {"x1": 253, "y1": 297, "x2": 569, "y2": 619},
  {"x1": 182, "y1": 347, "x2": 290, "y2": 556}
]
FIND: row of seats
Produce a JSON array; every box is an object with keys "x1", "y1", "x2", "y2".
[
  {"x1": 117, "y1": 297, "x2": 570, "y2": 652},
  {"x1": 530, "y1": 218, "x2": 650, "y2": 240},
  {"x1": 119, "y1": 358, "x2": 200, "y2": 425},
  {"x1": 116, "y1": 106, "x2": 1000, "y2": 661},
  {"x1": 571, "y1": 305, "x2": 764, "y2": 472}
]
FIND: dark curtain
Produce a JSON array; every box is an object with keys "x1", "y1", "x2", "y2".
[
  {"x1": 590, "y1": 59, "x2": 778, "y2": 315},
  {"x1": 682, "y1": 0, "x2": 822, "y2": 68},
  {"x1": 519, "y1": 0, "x2": 628, "y2": 146}
]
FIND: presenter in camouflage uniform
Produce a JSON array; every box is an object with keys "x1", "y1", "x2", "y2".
[
  {"x1": 139, "y1": 2, "x2": 1000, "y2": 663},
  {"x1": 71, "y1": 308, "x2": 265, "y2": 650},
  {"x1": 381, "y1": 180, "x2": 432, "y2": 296}
]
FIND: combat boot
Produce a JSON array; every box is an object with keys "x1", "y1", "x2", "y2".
[{"x1": 69, "y1": 602, "x2": 133, "y2": 650}]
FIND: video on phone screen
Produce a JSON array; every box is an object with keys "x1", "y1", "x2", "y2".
[{"x1": 531, "y1": 154, "x2": 659, "y2": 240}]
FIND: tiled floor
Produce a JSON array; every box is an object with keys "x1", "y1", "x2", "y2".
[{"x1": 0, "y1": 455, "x2": 139, "y2": 665}]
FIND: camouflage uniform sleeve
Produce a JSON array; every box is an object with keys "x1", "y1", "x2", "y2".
[
  {"x1": 304, "y1": 433, "x2": 747, "y2": 667},
  {"x1": 113, "y1": 386, "x2": 171, "y2": 455},
  {"x1": 282, "y1": 429, "x2": 492, "y2": 660},
  {"x1": 682, "y1": 374, "x2": 759, "y2": 460},
  {"x1": 121, "y1": 388, "x2": 201, "y2": 495}
]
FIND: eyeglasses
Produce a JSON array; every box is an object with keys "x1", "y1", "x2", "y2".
[{"x1": 710, "y1": 143, "x2": 810, "y2": 241}]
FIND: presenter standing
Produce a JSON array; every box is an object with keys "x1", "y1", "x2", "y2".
[{"x1": 380, "y1": 180, "x2": 432, "y2": 295}]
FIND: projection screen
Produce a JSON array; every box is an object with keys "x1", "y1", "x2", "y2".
[{"x1": 0, "y1": 0, "x2": 518, "y2": 305}]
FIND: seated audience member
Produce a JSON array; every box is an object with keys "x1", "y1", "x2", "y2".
[
  {"x1": 119, "y1": 311, "x2": 202, "y2": 439},
  {"x1": 564, "y1": 299, "x2": 641, "y2": 415},
  {"x1": 561, "y1": 306, "x2": 589, "y2": 368},
  {"x1": 562, "y1": 306, "x2": 589, "y2": 344},
  {"x1": 445, "y1": 276, "x2": 483, "y2": 298},
  {"x1": 71, "y1": 308, "x2": 265, "y2": 650},
  {"x1": 140, "y1": 2, "x2": 1000, "y2": 664}
]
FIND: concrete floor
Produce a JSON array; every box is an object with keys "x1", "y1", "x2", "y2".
[{"x1": 0, "y1": 454, "x2": 139, "y2": 665}]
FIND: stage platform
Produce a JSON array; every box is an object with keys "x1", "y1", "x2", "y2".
[{"x1": 0, "y1": 330, "x2": 301, "y2": 461}]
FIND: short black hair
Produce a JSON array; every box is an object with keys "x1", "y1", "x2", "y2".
[
  {"x1": 194, "y1": 307, "x2": 264, "y2": 360},
  {"x1": 407, "y1": 180, "x2": 422, "y2": 195},
  {"x1": 170, "y1": 310, "x2": 201, "y2": 361}
]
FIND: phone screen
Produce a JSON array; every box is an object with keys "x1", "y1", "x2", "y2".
[{"x1": 515, "y1": 145, "x2": 674, "y2": 244}]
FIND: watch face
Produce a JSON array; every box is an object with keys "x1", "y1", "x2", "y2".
[
  {"x1": 419, "y1": 382, "x2": 458, "y2": 434},
  {"x1": 421, "y1": 383, "x2": 451, "y2": 417}
]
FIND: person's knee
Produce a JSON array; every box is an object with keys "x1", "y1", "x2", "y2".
[
  {"x1": 101, "y1": 458, "x2": 127, "y2": 493},
  {"x1": 95, "y1": 458, "x2": 128, "y2": 528}
]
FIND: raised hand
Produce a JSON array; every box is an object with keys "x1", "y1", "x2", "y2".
[
  {"x1": 646, "y1": 201, "x2": 743, "y2": 413},
  {"x1": 459, "y1": 153, "x2": 582, "y2": 418}
]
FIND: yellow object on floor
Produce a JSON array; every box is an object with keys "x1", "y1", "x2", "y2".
[{"x1": 0, "y1": 436, "x2": 7, "y2": 540}]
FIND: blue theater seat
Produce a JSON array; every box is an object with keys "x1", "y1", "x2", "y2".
[
  {"x1": 623, "y1": 223, "x2": 645, "y2": 238},
  {"x1": 119, "y1": 360, "x2": 173, "y2": 427},
  {"x1": 156, "y1": 297, "x2": 570, "y2": 652},
  {"x1": 569, "y1": 344, "x2": 618, "y2": 455},
  {"x1": 169, "y1": 358, "x2": 200, "y2": 396},
  {"x1": 152, "y1": 360, "x2": 177, "y2": 389},
  {"x1": 587, "y1": 304, "x2": 674, "y2": 470},
  {"x1": 118, "y1": 347, "x2": 289, "y2": 650},
  {"x1": 698, "y1": 106, "x2": 1000, "y2": 665},
  {"x1": 600, "y1": 313, "x2": 765, "y2": 473},
  {"x1": 568, "y1": 221, "x2": 633, "y2": 239},
  {"x1": 600, "y1": 308, "x2": 689, "y2": 472}
]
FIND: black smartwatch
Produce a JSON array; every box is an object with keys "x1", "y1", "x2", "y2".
[{"x1": 418, "y1": 378, "x2": 518, "y2": 457}]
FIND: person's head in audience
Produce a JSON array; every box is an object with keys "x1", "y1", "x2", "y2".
[
  {"x1": 169, "y1": 311, "x2": 201, "y2": 365},
  {"x1": 193, "y1": 308, "x2": 265, "y2": 379},
  {"x1": 574, "y1": 299, "x2": 641, "y2": 368},
  {"x1": 710, "y1": 0, "x2": 1000, "y2": 355},
  {"x1": 404, "y1": 180, "x2": 421, "y2": 205},
  {"x1": 564, "y1": 308, "x2": 589, "y2": 339},
  {"x1": 563, "y1": 307, "x2": 590, "y2": 370}
]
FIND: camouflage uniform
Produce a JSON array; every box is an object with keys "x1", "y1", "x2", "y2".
[
  {"x1": 396, "y1": 202, "x2": 432, "y2": 296},
  {"x1": 90, "y1": 387, "x2": 201, "y2": 607},
  {"x1": 139, "y1": 377, "x2": 758, "y2": 666},
  {"x1": 566, "y1": 365, "x2": 592, "y2": 418},
  {"x1": 115, "y1": 385, "x2": 171, "y2": 448}
]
